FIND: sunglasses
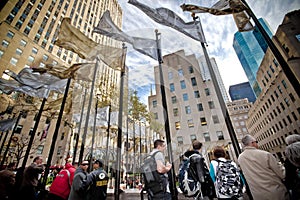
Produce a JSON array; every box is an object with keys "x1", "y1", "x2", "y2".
[
  {"x1": 81, "y1": 163, "x2": 89, "y2": 166},
  {"x1": 252, "y1": 141, "x2": 258, "y2": 144}
]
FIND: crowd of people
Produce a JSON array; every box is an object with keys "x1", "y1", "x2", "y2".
[{"x1": 0, "y1": 134, "x2": 299, "y2": 200}]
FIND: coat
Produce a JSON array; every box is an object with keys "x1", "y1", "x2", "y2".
[
  {"x1": 238, "y1": 146, "x2": 289, "y2": 200},
  {"x1": 68, "y1": 168, "x2": 89, "y2": 200},
  {"x1": 49, "y1": 163, "x2": 76, "y2": 199}
]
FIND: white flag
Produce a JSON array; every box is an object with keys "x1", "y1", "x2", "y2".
[
  {"x1": 0, "y1": 118, "x2": 17, "y2": 132},
  {"x1": 55, "y1": 18, "x2": 124, "y2": 70},
  {"x1": 93, "y1": 10, "x2": 158, "y2": 60},
  {"x1": 128, "y1": 0, "x2": 206, "y2": 43}
]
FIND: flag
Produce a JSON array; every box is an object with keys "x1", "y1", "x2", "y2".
[
  {"x1": 97, "y1": 106, "x2": 110, "y2": 121},
  {"x1": 0, "y1": 118, "x2": 17, "y2": 132},
  {"x1": 5, "y1": 68, "x2": 67, "y2": 93},
  {"x1": 93, "y1": 10, "x2": 158, "y2": 60},
  {"x1": 128, "y1": 0, "x2": 206, "y2": 43},
  {"x1": 40, "y1": 123, "x2": 51, "y2": 141},
  {"x1": 55, "y1": 18, "x2": 124, "y2": 70},
  {"x1": 180, "y1": 0, "x2": 254, "y2": 32},
  {"x1": 0, "y1": 78, "x2": 50, "y2": 98},
  {"x1": 44, "y1": 91, "x2": 73, "y2": 114}
]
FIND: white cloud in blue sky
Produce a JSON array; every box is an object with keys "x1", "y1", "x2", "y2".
[{"x1": 117, "y1": 0, "x2": 300, "y2": 104}]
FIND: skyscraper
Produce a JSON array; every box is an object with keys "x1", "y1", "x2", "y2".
[
  {"x1": 233, "y1": 18, "x2": 273, "y2": 97},
  {"x1": 229, "y1": 82, "x2": 256, "y2": 103}
]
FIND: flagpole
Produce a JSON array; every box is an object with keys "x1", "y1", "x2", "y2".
[
  {"x1": 78, "y1": 59, "x2": 99, "y2": 165},
  {"x1": 73, "y1": 86, "x2": 88, "y2": 165},
  {"x1": 89, "y1": 94, "x2": 99, "y2": 171},
  {"x1": 241, "y1": 0, "x2": 300, "y2": 98},
  {"x1": 0, "y1": 131, "x2": 9, "y2": 163},
  {"x1": 42, "y1": 77, "x2": 71, "y2": 189},
  {"x1": 195, "y1": 18, "x2": 241, "y2": 157},
  {"x1": 155, "y1": 29, "x2": 178, "y2": 200},
  {"x1": 114, "y1": 43, "x2": 127, "y2": 200},
  {"x1": 0, "y1": 111, "x2": 22, "y2": 167},
  {"x1": 105, "y1": 104, "x2": 111, "y2": 172},
  {"x1": 21, "y1": 97, "x2": 47, "y2": 169}
]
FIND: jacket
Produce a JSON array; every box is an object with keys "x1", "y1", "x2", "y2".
[
  {"x1": 86, "y1": 168, "x2": 109, "y2": 200},
  {"x1": 68, "y1": 168, "x2": 89, "y2": 200},
  {"x1": 50, "y1": 163, "x2": 76, "y2": 199},
  {"x1": 238, "y1": 146, "x2": 288, "y2": 200}
]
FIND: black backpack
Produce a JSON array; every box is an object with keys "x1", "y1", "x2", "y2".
[{"x1": 141, "y1": 151, "x2": 167, "y2": 196}]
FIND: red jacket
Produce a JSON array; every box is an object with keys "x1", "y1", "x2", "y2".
[{"x1": 49, "y1": 163, "x2": 76, "y2": 199}]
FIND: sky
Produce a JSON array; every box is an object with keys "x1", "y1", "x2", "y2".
[{"x1": 117, "y1": 0, "x2": 300, "y2": 104}]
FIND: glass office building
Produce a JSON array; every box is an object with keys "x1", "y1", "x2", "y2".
[
  {"x1": 229, "y1": 82, "x2": 256, "y2": 103},
  {"x1": 233, "y1": 18, "x2": 273, "y2": 97}
]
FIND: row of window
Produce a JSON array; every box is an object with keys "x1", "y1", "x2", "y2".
[
  {"x1": 177, "y1": 131, "x2": 224, "y2": 145},
  {"x1": 174, "y1": 115, "x2": 220, "y2": 130}
]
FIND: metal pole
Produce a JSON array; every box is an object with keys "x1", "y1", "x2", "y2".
[
  {"x1": 105, "y1": 104, "x2": 111, "y2": 172},
  {"x1": 114, "y1": 44, "x2": 127, "y2": 200},
  {"x1": 89, "y1": 95, "x2": 98, "y2": 171},
  {"x1": 195, "y1": 18, "x2": 241, "y2": 156},
  {"x1": 155, "y1": 30, "x2": 178, "y2": 200},
  {"x1": 72, "y1": 86, "x2": 88, "y2": 165},
  {"x1": 241, "y1": 0, "x2": 300, "y2": 98},
  {"x1": 21, "y1": 98, "x2": 47, "y2": 169},
  {"x1": 125, "y1": 116, "x2": 129, "y2": 188},
  {"x1": 0, "y1": 131, "x2": 9, "y2": 162},
  {"x1": 42, "y1": 77, "x2": 71, "y2": 189},
  {"x1": 79, "y1": 60, "x2": 99, "y2": 164},
  {"x1": 0, "y1": 112, "x2": 22, "y2": 167}
]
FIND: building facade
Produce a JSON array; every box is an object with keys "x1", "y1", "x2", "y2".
[
  {"x1": 229, "y1": 82, "x2": 256, "y2": 103},
  {"x1": 0, "y1": 0, "x2": 124, "y2": 167},
  {"x1": 148, "y1": 50, "x2": 233, "y2": 170},
  {"x1": 247, "y1": 10, "x2": 300, "y2": 162},
  {"x1": 233, "y1": 18, "x2": 273, "y2": 98}
]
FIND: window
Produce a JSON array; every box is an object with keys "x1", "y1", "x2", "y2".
[
  {"x1": 180, "y1": 80, "x2": 186, "y2": 89},
  {"x1": 183, "y1": 93, "x2": 188, "y2": 101},
  {"x1": 200, "y1": 117, "x2": 207, "y2": 126},
  {"x1": 170, "y1": 83, "x2": 175, "y2": 92},
  {"x1": 197, "y1": 103, "x2": 203, "y2": 111},
  {"x1": 208, "y1": 101, "x2": 215, "y2": 109},
  {"x1": 173, "y1": 108, "x2": 178, "y2": 117},
  {"x1": 187, "y1": 119, "x2": 194, "y2": 128},
  {"x1": 171, "y1": 96, "x2": 177, "y2": 104},
  {"x1": 194, "y1": 91, "x2": 200, "y2": 98},
  {"x1": 43, "y1": 54, "x2": 49, "y2": 61},
  {"x1": 20, "y1": 39, "x2": 27, "y2": 47},
  {"x1": 282, "y1": 80, "x2": 287, "y2": 89},
  {"x1": 185, "y1": 106, "x2": 191, "y2": 114},
  {"x1": 152, "y1": 100, "x2": 157, "y2": 108},
  {"x1": 205, "y1": 88, "x2": 210, "y2": 96},
  {"x1": 277, "y1": 85, "x2": 282, "y2": 93},
  {"x1": 212, "y1": 115, "x2": 219, "y2": 124},
  {"x1": 7, "y1": 31, "x2": 15, "y2": 38},
  {"x1": 2, "y1": 40, "x2": 9, "y2": 47},
  {"x1": 190, "y1": 134, "x2": 197, "y2": 141},
  {"x1": 154, "y1": 112, "x2": 158, "y2": 119},
  {"x1": 168, "y1": 71, "x2": 173, "y2": 80},
  {"x1": 217, "y1": 131, "x2": 224, "y2": 140},
  {"x1": 36, "y1": 145, "x2": 44, "y2": 154},
  {"x1": 16, "y1": 48, "x2": 23, "y2": 55},
  {"x1": 28, "y1": 55, "x2": 34, "y2": 62},
  {"x1": 178, "y1": 69, "x2": 183, "y2": 76},
  {"x1": 32, "y1": 47, "x2": 38, "y2": 54},
  {"x1": 0, "y1": 50, "x2": 4, "y2": 58},
  {"x1": 296, "y1": 34, "x2": 300, "y2": 42},
  {"x1": 14, "y1": 125, "x2": 23, "y2": 134},
  {"x1": 10, "y1": 57, "x2": 18, "y2": 66},
  {"x1": 60, "y1": 132, "x2": 65, "y2": 140},
  {"x1": 203, "y1": 132, "x2": 210, "y2": 142},
  {"x1": 57, "y1": 146, "x2": 62, "y2": 155},
  {"x1": 188, "y1": 66, "x2": 194, "y2": 73},
  {"x1": 175, "y1": 121, "x2": 180, "y2": 130},
  {"x1": 191, "y1": 77, "x2": 197, "y2": 86},
  {"x1": 177, "y1": 136, "x2": 183, "y2": 145}
]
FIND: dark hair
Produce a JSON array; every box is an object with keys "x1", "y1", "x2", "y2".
[
  {"x1": 154, "y1": 139, "x2": 165, "y2": 148},
  {"x1": 94, "y1": 160, "x2": 104, "y2": 167},
  {"x1": 33, "y1": 156, "x2": 42, "y2": 162},
  {"x1": 213, "y1": 146, "x2": 226, "y2": 158},
  {"x1": 192, "y1": 140, "x2": 202, "y2": 150}
]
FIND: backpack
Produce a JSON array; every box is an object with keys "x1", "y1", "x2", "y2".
[
  {"x1": 178, "y1": 153, "x2": 204, "y2": 197},
  {"x1": 215, "y1": 160, "x2": 243, "y2": 197},
  {"x1": 141, "y1": 151, "x2": 167, "y2": 196}
]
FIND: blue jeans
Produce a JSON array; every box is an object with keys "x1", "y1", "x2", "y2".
[{"x1": 150, "y1": 192, "x2": 172, "y2": 200}]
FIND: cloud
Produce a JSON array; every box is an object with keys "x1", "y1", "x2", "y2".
[{"x1": 118, "y1": 0, "x2": 300, "y2": 104}]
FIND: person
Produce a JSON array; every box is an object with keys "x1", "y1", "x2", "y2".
[
  {"x1": 183, "y1": 140, "x2": 216, "y2": 199},
  {"x1": 85, "y1": 160, "x2": 109, "y2": 200},
  {"x1": 19, "y1": 156, "x2": 45, "y2": 200},
  {"x1": 284, "y1": 134, "x2": 300, "y2": 200},
  {"x1": 209, "y1": 146, "x2": 243, "y2": 199},
  {"x1": 238, "y1": 135, "x2": 289, "y2": 200},
  {"x1": 0, "y1": 169, "x2": 16, "y2": 199},
  {"x1": 48, "y1": 160, "x2": 76, "y2": 200},
  {"x1": 148, "y1": 139, "x2": 172, "y2": 200},
  {"x1": 68, "y1": 160, "x2": 89, "y2": 200}
]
